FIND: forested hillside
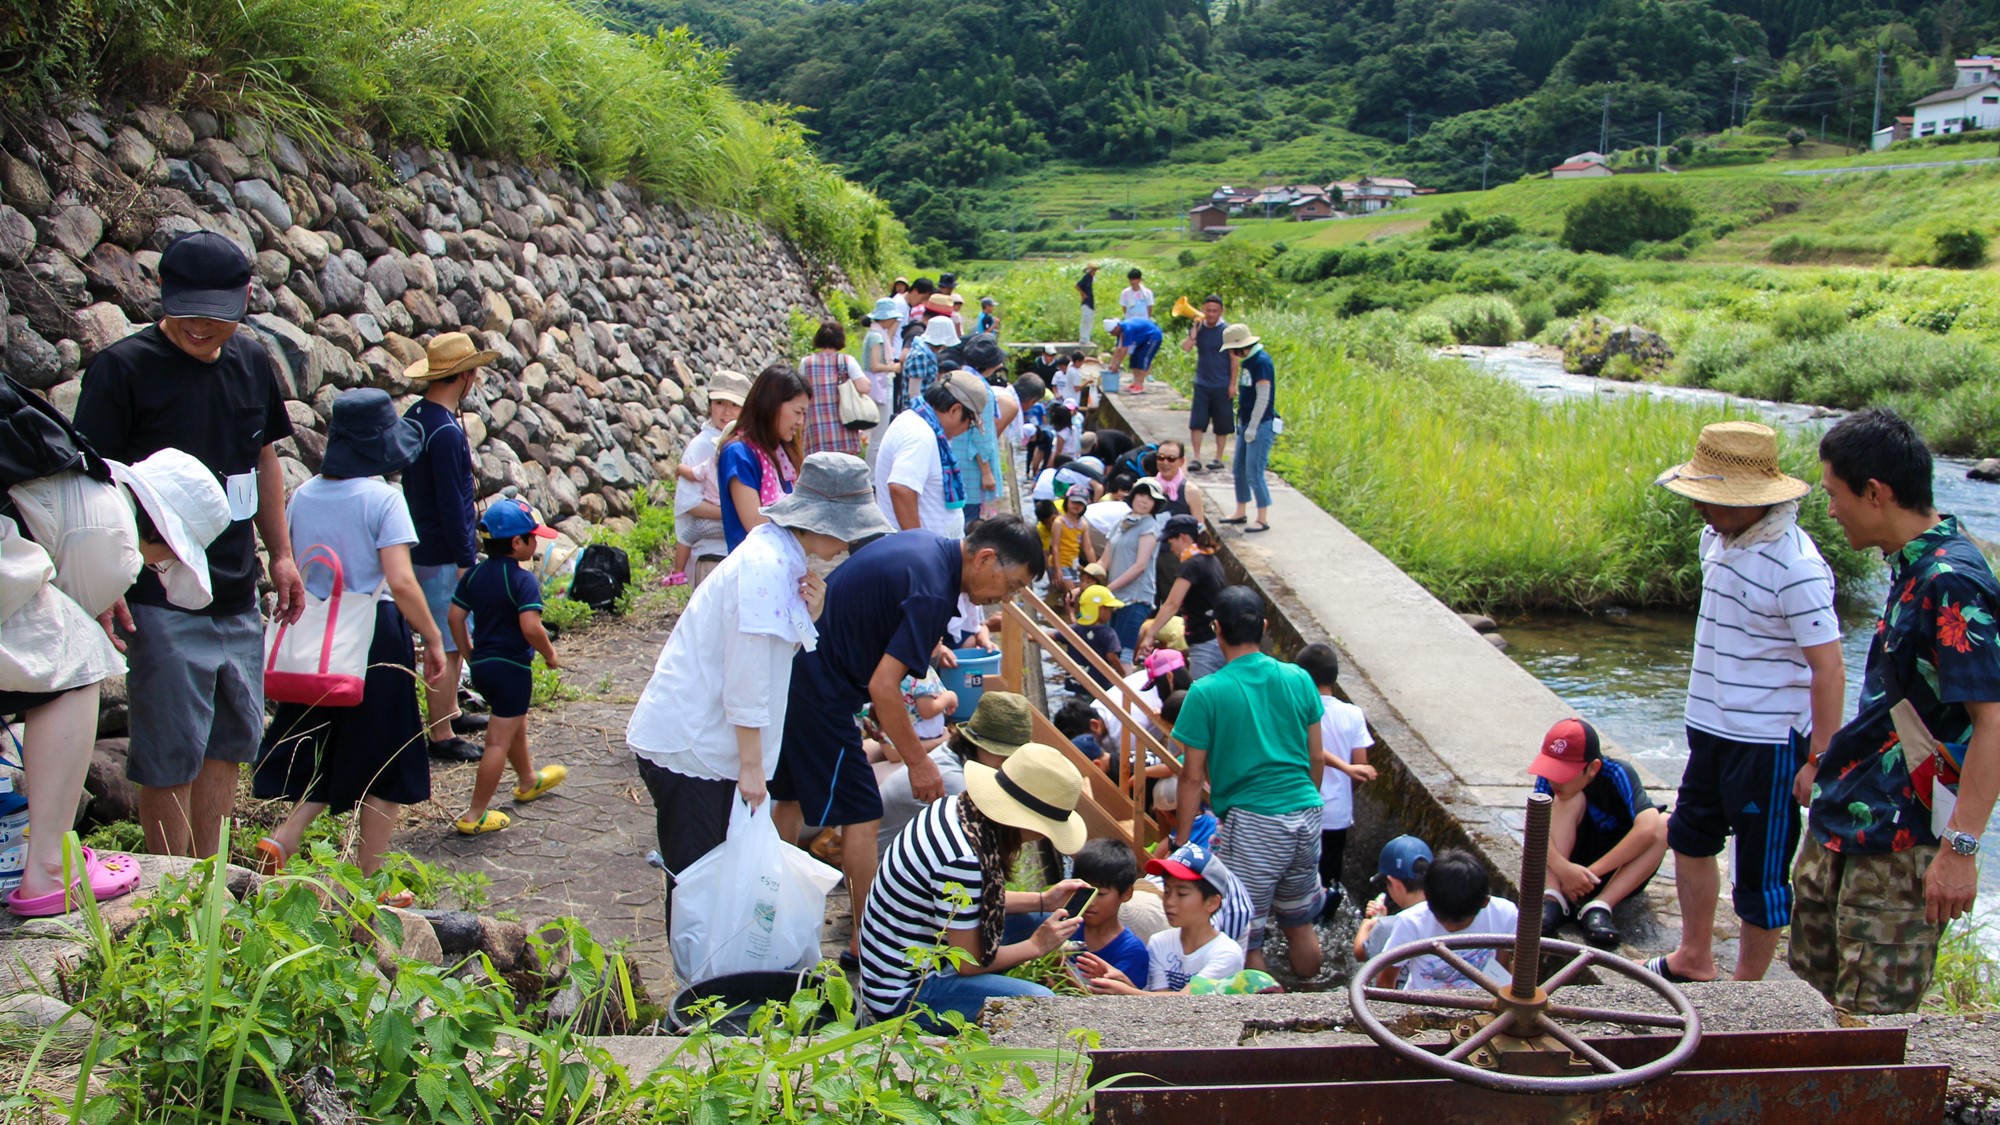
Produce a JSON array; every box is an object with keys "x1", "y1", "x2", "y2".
[{"x1": 617, "y1": 0, "x2": 2000, "y2": 245}]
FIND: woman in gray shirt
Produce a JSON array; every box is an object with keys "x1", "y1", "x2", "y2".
[{"x1": 1104, "y1": 478, "x2": 1166, "y2": 661}]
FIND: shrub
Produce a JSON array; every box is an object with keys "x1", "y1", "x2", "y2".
[
  {"x1": 1450, "y1": 261, "x2": 1520, "y2": 292},
  {"x1": 1767, "y1": 233, "x2": 1894, "y2": 264},
  {"x1": 1424, "y1": 294, "x2": 1524, "y2": 346},
  {"x1": 1432, "y1": 206, "x2": 1470, "y2": 234},
  {"x1": 1769, "y1": 294, "x2": 1848, "y2": 342},
  {"x1": 1551, "y1": 260, "x2": 1613, "y2": 316},
  {"x1": 1189, "y1": 239, "x2": 1273, "y2": 308},
  {"x1": 1177, "y1": 248, "x2": 1200, "y2": 268},
  {"x1": 1516, "y1": 298, "x2": 1554, "y2": 340},
  {"x1": 1561, "y1": 183, "x2": 1697, "y2": 254},
  {"x1": 1406, "y1": 313, "x2": 1454, "y2": 346},
  {"x1": 1915, "y1": 224, "x2": 1990, "y2": 269},
  {"x1": 1674, "y1": 322, "x2": 1767, "y2": 388}
]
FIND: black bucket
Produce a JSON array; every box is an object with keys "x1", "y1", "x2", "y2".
[{"x1": 668, "y1": 968, "x2": 839, "y2": 1035}]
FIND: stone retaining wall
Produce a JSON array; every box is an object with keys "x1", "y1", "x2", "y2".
[{"x1": 2, "y1": 102, "x2": 838, "y2": 549}]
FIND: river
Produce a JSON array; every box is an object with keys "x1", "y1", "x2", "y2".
[{"x1": 1449, "y1": 343, "x2": 2000, "y2": 919}]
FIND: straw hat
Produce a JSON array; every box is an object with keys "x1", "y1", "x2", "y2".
[
  {"x1": 960, "y1": 691, "x2": 1034, "y2": 758},
  {"x1": 760, "y1": 452, "x2": 897, "y2": 545},
  {"x1": 964, "y1": 744, "x2": 1087, "y2": 854},
  {"x1": 1655, "y1": 422, "x2": 1809, "y2": 508},
  {"x1": 404, "y1": 331, "x2": 498, "y2": 382},
  {"x1": 1221, "y1": 323, "x2": 1260, "y2": 350}
]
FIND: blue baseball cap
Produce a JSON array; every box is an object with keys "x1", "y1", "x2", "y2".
[
  {"x1": 480, "y1": 498, "x2": 556, "y2": 541},
  {"x1": 1374, "y1": 835, "x2": 1432, "y2": 886},
  {"x1": 1147, "y1": 842, "x2": 1233, "y2": 891}
]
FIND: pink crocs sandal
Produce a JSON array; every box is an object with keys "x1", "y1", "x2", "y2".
[{"x1": 5, "y1": 847, "x2": 142, "y2": 918}]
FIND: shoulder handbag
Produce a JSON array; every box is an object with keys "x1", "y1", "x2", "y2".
[
  {"x1": 264, "y1": 545, "x2": 386, "y2": 707},
  {"x1": 838, "y1": 358, "x2": 880, "y2": 430}
]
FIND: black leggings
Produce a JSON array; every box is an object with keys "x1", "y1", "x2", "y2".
[
  {"x1": 635, "y1": 756, "x2": 737, "y2": 933},
  {"x1": 1318, "y1": 828, "x2": 1348, "y2": 890}
]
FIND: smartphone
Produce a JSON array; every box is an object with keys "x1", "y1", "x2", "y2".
[{"x1": 1062, "y1": 884, "x2": 1098, "y2": 920}]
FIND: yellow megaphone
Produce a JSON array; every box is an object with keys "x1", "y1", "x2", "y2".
[{"x1": 1171, "y1": 295, "x2": 1200, "y2": 320}]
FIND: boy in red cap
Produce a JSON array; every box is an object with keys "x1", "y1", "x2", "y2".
[{"x1": 1528, "y1": 718, "x2": 1668, "y2": 949}]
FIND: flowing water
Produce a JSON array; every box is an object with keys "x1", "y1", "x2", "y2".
[{"x1": 1447, "y1": 344, "x2": 2000, "y2": 923}]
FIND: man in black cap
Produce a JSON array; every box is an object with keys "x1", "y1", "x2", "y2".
[{"x1": 75, "y1": 230, "x2": 305, "y2": 860}]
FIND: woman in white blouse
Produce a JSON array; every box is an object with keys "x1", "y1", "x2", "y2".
[{"x1": 625, "y1": 452, "x2": 893, "y2": 930}]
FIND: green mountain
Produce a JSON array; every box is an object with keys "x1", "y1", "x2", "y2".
[{"x1": 639, "y1": 0, "x2": 2000, "y2": 246}]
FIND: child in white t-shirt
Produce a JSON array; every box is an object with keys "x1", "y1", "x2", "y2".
[
  {"x1": 1080, "y1": 844, "x2": 1244, "y2": 994},
  {"x1": 901, "y1": 668, "x2": 956, "y2": 748},
  {"x1": 1373, "y1": 849, "x2": 1519, "y2": 992},
  {"x1": 1294, "y1": 643, "x2": 1376, "y2": 921}
]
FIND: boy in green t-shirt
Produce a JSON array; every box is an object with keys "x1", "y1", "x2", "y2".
[{"x1": 1169, "y1": 586, "x2": 1326, "y2": 978}]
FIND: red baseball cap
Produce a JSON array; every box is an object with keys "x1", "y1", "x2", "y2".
[{"x1": 1529, "y1": 718, "x2": 1601, "y2": 785}]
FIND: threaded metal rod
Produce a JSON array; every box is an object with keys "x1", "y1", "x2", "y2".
[{"x1": 1512, "y1": 791, "x2": 1554, "y2": 1000}]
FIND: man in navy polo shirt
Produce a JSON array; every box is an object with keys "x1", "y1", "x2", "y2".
[{"x1": 773, "y1": 515, "x2": 1045, "y2": 964}]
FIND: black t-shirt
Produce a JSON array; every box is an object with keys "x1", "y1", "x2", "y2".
[
  {"x1": 795, "y1": 530, "x2": 963, "y2": 703},
  {"x1": 1092, "y1": 429, "x2": 1137, "y2": 466},
  {"x1": 1077, "y1": 272, "x2": 1095, "y2": 306},
  {"x1": 1177, "y1": 552, "x2": 1228, "y2": 645},
  {"x1": 73, "y1": 325, "x2": 294, "y2": 616}
]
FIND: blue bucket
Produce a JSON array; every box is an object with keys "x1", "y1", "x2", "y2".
[{"x1": 937, "y1": 648, "x2": 1003, "y2": 723}]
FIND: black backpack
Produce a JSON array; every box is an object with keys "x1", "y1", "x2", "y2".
[
  {"x1": 0, "y1": 374, "x2": 109, "y2": 489},
  {"x1": 568, "y1": 543, "x2": 631, "y2": 615},
  {"x1": 1113, "y1": 442, "x2": 1158, "y2": 482}
]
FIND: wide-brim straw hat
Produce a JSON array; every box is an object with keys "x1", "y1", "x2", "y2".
[
  {"x1": 1221, "y1": 322, "x2": 1260, "y2": 350},
  {"x1": 761, "y1": 451, "x2": 896, "y2": 545},
  {"x1": 322, "y1": 388, "x2": 423, "y2": 478},
  {"x1": 964, "y1": 744, "x2": 1087, "y2": 854},
  {"x1": 404, "y1": 331, "x2": 498, "y2": 382},
  {"x1": 961, "y1": 691, "x2": 1034, "y2": 758},
  {"x1": 107, "y1": 448, "x2": 231, "y2": 610},
  {"x1": 1655, "y1": 421, "x2": 1809, "y2": 507}
]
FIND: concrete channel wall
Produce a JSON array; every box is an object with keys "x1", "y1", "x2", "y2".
[{"x1": 1097, "y1": 390, "x2": 1673, "y2": 903}]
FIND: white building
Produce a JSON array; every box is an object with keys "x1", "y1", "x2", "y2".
[
  {"x1": 1551, "y1": 160, "x2": 1614, "y2": 179},
  {"x1": 1911, "y1": 80, "x2": 2000, "y2": 139}
]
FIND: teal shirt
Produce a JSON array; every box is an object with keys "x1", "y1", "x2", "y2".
[{"x1": 1172, "y1": 652, "x2": 1325, "y2": 819}]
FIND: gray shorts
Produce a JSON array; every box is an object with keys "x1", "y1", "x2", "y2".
[
  {"x1": 414, "y1": 563, "x2": 459, "y2": 653},
  {"x1": 122, "y1": 602, "x2": 265, "y2": 788},
  {"x1": 676, "y1": 514, "x2": 725, "y2": 562}
]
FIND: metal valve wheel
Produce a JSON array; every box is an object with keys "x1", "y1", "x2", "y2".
[
  {"x1": 1348, "y1": 932, "x2": 1701, "y2": 1094},
  {"x1": 1346, "y1": 791, "x2": 1701, "y2": 1095}
]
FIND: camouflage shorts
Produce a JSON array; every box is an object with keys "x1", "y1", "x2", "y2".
[{"x1": 1786, "y1": 842, "x2": 1943, "y2": 1015}]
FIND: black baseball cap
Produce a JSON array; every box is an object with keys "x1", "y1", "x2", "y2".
[
  {"x1": 159, "y1": 231, "x2": 252, "y2": 322},
  {"x1": 1162, "y1": 513, "x2": 1203, "y2": 540}
]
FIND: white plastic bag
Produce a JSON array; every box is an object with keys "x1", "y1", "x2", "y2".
[{"x1": 671, "y1": 798, "x2": 842, "y2": 983}]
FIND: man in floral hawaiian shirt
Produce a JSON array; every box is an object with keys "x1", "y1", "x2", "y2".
[{"x1": 1790, "y1": 409, "x2": 2000, "y2": 1013}]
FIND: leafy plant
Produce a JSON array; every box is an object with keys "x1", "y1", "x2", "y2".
[
  {"x1": 531, "y1": 653, "x2": 580, "y2": 708},
  {"x1": 1561, "y1": 183, "x2": 1697, "y2": 255},
  {"x1": 539, "y1": 595, "x2": 595, "y2": 633}
]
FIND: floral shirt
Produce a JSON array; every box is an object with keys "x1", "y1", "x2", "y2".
[{"x1": 1810, "y1": 516, "x2": 2000, "y2": 854}]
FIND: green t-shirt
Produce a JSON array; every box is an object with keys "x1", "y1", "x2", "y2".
[{"x1": 1172, "y1": 652, "x2": 1325, "y2": 819}]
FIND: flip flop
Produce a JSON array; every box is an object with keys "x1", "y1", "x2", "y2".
[
  {"x1": 513, "y1": 764, "x2": 568, "y2": 803},
  {"x1": 455, "y1": 809, "x2": 511, "y2": 835},
  {"x1": 1220, "y1": 516, "x2": 1249, "y2": 525},
  {"x1": 376, "y1": 889, "x2": 417, "y2": 909},
  {"x1": 5, "y1": 848, "x2": 142, "y2": 917},
  {"x1": 254, "y1": 836, "x2": 291, "y2": 877},
  {"x1": 1641, "y1": 954, "x2": 1710, "y2": 984},
  {"x1": 1245, "y1": 522, "x2": 1271, "y2": 533}
]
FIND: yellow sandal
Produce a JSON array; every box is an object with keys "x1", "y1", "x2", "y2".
[
  {"x1": 454, "y1": 809, "x2": 511, "y2": 835},
  {"x1": 513, "y1": 764, "x2": 568, "y2": 803}
]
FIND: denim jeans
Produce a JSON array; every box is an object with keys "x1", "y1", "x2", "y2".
[
  {"x1": 1188, "y1": 638, "x2": 1225, "y2": 680},
  {"x1": 1109, "y1": 601, "x2": 1153, "y2": 660},
  {"x1": 1234, "y1": 423, "x2": 1274, "y2": 510},
  {"x1": 877, "y1": 910, "x2": 1057, "y2": 1033}
]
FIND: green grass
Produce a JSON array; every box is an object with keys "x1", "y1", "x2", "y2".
[{"x1": 5, "y1": 0, "x2": 904, "y2": 281}]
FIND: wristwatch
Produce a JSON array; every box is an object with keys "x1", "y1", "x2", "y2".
[{"x1": 1944, "y1": 828, "x2": 1982, "y2": 857}]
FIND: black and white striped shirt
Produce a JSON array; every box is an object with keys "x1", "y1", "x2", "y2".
[{"x1": 859, "y1": 795, "x2": 985, "y2": 1016}]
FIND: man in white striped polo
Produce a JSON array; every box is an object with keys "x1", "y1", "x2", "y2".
[{"x1": 1648, "y1": 422, "x2": 1845, "y2": 983}]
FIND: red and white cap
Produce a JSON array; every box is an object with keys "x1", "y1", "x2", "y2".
[{"x1": 1528, "y1": 717, "x2": 1601, "y2": 785}]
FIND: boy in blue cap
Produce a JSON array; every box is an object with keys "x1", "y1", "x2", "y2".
[
  {"x1": 1352, "y1": 834, "x2": 1431, "y2": 964},
  {"x1": 447, "y1": 498, "x2": 567, "y2": 835}
]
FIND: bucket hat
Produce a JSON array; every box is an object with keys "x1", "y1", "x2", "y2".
[
  {"x1": 921, "y1": 316, "x2": 961, "y2": 347},
  {"x1": 960, "y1": 691, "x2": 1034, "y2": 758},
  {"x1": 404, "y1": 331, "x2": 499, "y2": 382},
  {"x1": 159, "y1": 231, "x2": 252, "y2": 322},
  {"x1": 1221, "y1": 323, "x2": 1261, "y2": 350},
  {"x1": 964, "y1": 743, "x2": 1088, "y2": 854},
  {"x1": 869, "y1": 297, "x2": 901, "y2": 322},
  {"x1": 107, "y1": 448, "x2": 232, "y2": 610},
  {"x1": 760, "y1": 451, "x2": 896, "y2": 545},
  {"x1": 1130, "y1": 477, "x2": 1168, "y2": 504},
  {"x1": 708, "y1": 369, "x2": 751, "y2": 406},
  {"x1": 321, "y1": 389, "x2": 423, "y2": 478},
  {"x1": 1655, "y1": 421, "x2": 1809, "y2": 507}
]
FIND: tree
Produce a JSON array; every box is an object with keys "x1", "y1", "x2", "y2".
[
  {"x1": 1786, "y1": 126, "x2": 1807, "y2": 148},
  {"x1": 1560, "y1": 183, "x2": 1697, "y2": 254}
]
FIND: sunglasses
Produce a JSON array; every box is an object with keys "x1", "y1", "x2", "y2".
[{"x1": 1156, "y1": 454, "x2": 1182, "y2": 463}]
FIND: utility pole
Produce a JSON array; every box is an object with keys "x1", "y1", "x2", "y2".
[
  {"x1": 1481, "y1": 141, "x2": 1492, "y2": 191},
  {"x1": 1871, "y1": 48, "x2": 1887, "y2": 136},
  {"x1": 1656, "y1": 111, "x2": 1664, "y2": 171},
  {"x1": 1599, "y1": 93, "x2": 1611, "y2": 153},
  {"x1": 1407, "y1": 111, "x2": 1416, "y2": 144},
  {"x1": 1821, "y1": 113, "x2": 1828, "y2": 140},
  {"x1": 1730, "y1": 56, "x2": 1745, "y2": 130}
]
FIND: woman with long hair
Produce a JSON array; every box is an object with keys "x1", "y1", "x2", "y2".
[
  {"x1": 1137, "y1": 513, "x2": 1228, "y2": 679},
  {"x1": 858, "y1": 744, "x2": 1093, "y2": 1030},
  {"x1": 800, "y1": 319, "x2": 869, "y2": 458},
  {"x1": 1103, "y1": 477, "x2": 1166, "y2": 661},
  {"x1": 718, "y1": 363, "x2": 809, "y2": 552}
]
